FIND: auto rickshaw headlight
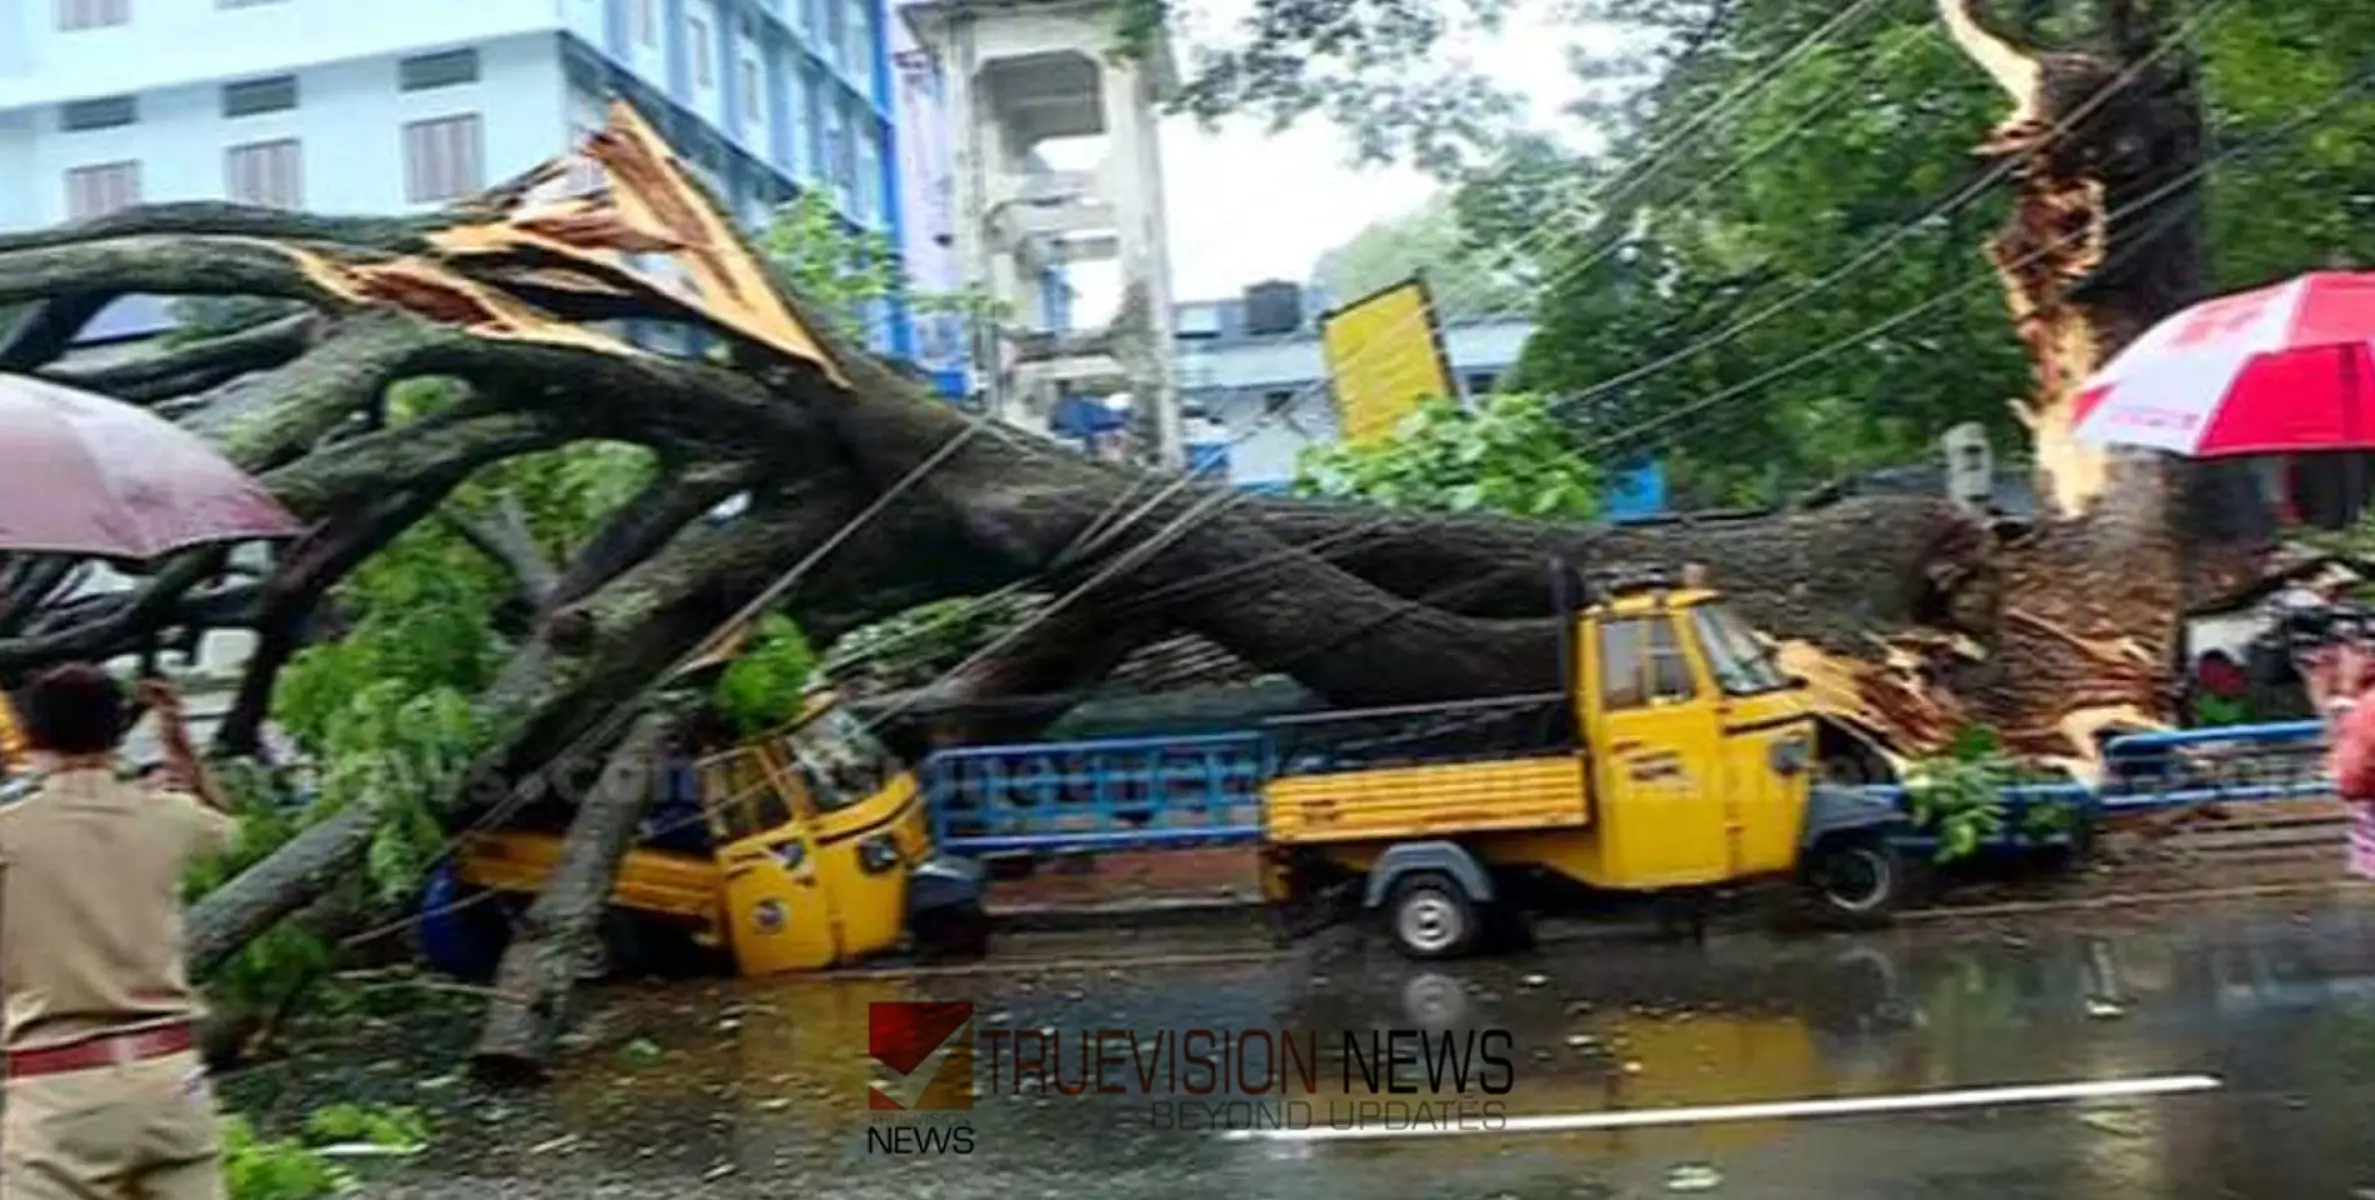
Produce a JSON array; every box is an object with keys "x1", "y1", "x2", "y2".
[{"x1": 859, "y1": 833, "x2": 903, "y2": 874}]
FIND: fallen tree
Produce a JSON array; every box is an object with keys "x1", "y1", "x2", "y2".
[
  {"x1": 0, "y1": 0, "x2": 2280, "y2": 1068},
  {"x1": 470, "y1": 710, "x2": 671, "y2": 1081}
]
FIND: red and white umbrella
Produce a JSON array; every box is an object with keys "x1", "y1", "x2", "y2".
[{"x1": 2072, "y1": 271, "x2": 2375, "y2": 456}]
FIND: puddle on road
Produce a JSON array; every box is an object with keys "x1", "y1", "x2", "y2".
[{"x1": 280, "y1": 892, "x2": 2375, "y2": 1193}]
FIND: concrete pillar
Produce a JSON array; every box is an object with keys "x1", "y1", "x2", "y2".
[
  {"x1": 1099, "y1": 59, "x2": 1181, "y2": 469},
  {"x1": 940, "y1": 14, "x2": 1005, "y2": 422}
]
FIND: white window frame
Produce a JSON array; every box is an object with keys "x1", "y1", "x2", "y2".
[
  {"x1": 64, "y1": 161, "x2": 140, "y2": 220},
  {"x1": 56, "y1": 0, "x2": 129, "y2": 31},
  {"x1": 402, "y1": 114, "x2": 484, "y2": 204},
  {"x1": 690, "y1": 16, "x2": 714, "y2": 86},
  {"x1": 225, "y1": 139, "x2": 303, "y2": 209}
]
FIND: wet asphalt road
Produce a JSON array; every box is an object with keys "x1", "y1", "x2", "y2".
[{"x1": 373, "y1": 894, "x2": 2375, "y2": 1199}]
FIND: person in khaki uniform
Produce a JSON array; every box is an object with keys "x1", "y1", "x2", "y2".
[{"x1": 0, "y1": 666, "x2": 236, "y2": 1198}]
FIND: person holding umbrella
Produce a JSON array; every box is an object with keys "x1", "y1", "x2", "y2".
[{"x1": 0, "y1": 374, "x2": 305, "y2": 1196}]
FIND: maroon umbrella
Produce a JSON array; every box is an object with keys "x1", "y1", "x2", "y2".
[{"x1": 0, "y1": 374, "x2": 304, "y2": 559}]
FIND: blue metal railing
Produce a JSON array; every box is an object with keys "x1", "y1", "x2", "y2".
[
  {"x1": 918, "y1": 718, "x2": 2350, "y2": 861},
  {"x1": 922, "y1": 731, "x2": 1267, "y2": 855},
  {"x1": 2101, "y1": 720, "x2": 2325, "y2": 753}
]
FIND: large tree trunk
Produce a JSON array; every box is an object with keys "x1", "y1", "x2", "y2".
[
  {"x1": 0, "y1": 51, "x2": 2273, "y2": 1072},
  {"x1": 470, "y1": 712, "x2": 671, "y2": 1084},
  {"x1": 1935, "y1": 0, "x2": 2274, "y2": 763}
]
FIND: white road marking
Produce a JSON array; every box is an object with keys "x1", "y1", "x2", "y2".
[{"x1": 1220, "y1": 1074, "x2": 2224, "y2": 1143}]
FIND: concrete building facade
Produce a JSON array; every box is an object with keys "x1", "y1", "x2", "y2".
[
  {"x1": 900, "y1": 0, "x2": 1183, "y2": 465},
  {"x1": 1171, "y1": 288, "x2": 1531, "y2": 488},
  {"x1": 0, "y1": 0, "x2": 912, "y2": 352}
]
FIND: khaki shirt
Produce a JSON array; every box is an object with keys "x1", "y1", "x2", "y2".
[{"x1": 0, "y1": 768, "x2": 236, "y2": 1052}]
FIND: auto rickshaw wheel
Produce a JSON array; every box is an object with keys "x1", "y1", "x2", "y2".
[
  {"x1": 911, "y1": 903, "x2": 992, "y2": 962},
  {"x1": 1804, "y1": 833, "x2": 1907, "y2": 928},
  {"x1": 1385, "y1": 871, "x2": 1480, "y2": 960}
]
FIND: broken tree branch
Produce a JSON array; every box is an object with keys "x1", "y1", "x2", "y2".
[
  {"x1": 443, "y1": 491, "x2": 561, "y2": 610},
  {"x1": 38, "y1": 313, "x2": 319, "y2": 404},
  {"x1": 470, "y1": 710, "x2": 672, "y2": 1083}
]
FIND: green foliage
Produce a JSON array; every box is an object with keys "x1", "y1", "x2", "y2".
[
  {"x1": 762, "y1": 192, "x2": 1006, "y2": 342},
  {"x1": 2193, "y1": 693, "x2": 2249, "y2": 728},
  {"x1": 1231, "y1": 0, "x2": 2375, "y2": 502},
  {"x1": 223, "y1": 1118, "x2": 347, "y2": 1200},
  {"x1": 1292, "y1": 392, "x2": 1599, "y2": 517},
  {"x1": 223, "y1": 1104, "x2": 428, "y2": 1200},
  {"x1": 1308, "y1": 195, "x2": 1533, "y2": 320},
  {"x1": 179, "y1": 765, "x2": 339, "y2": 1024},
  {"x1": 1488, "y1": 9, "x2": 2028, "y2": 503},
  {"x1": 301, "y1": 1103, "x2": 431, "y2": 1149},
  {"x1": 764, "y1": 191, "x2": 907, "y2": 337},
  {"x1": 264, "y1": 499, "x2": 509, "y2": 980},
  {"x1": 1902, "y1": 725, "x2": 2014, "y2": 863},
  {"x1": 824, "y1": 594, "x2": 1033, "y2": 692},
  {"x1": 1901, "y1": 724, "x2": 2076, "y2": 861},
  {"x1": 1118, "y1": 0, "x2": 1525, "y2": 176},
  {"x1": 713, "y1": 614, "x2": 820, "y2": 737}
]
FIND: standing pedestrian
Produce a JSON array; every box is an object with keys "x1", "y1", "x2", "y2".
[
  {"x1": 0, "y1": 666, "x2": 236, "y2": 1198},
  {"x1": 2308, "y1": 642, "x2": 2375, "y2": 880}
]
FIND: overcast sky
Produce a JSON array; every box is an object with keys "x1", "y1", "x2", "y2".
[{"x1": 1060, "y1": 0, "x2": 1598, "y2": 321}]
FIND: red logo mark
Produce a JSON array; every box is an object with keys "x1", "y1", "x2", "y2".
[{"x1": 869, "y1": 1001, "x2": 974, "y2": 1110}]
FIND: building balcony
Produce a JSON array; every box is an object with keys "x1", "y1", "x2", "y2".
[
  {"x1": 987, "y1": 189, "x2": 1114, "y2": 245},
  {"x1": 1009, "y1": 340, "x2": 1127, "y2": 392}
]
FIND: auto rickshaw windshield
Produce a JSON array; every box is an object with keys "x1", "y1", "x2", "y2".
[
  {"x1": 781, "y1": 704, "x2": 896, "y2": 812},
  {"x1": 1691, "y1": 602, "x2": 1791, "y2": 696}
]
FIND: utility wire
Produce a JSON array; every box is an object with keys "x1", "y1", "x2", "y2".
[
  {"x1": 1230, "y1": 0, "x2": 1906, "y2": 445},
  {"x1": 1577, "y1": 52, "x2": 2367, "y2": 463},
  {"x1": 1545, "y1": 0, "x2": 2234, "y2": 434},
  {"x1": 924, "y1": 3, "x2": 1925, "y2": 695}
]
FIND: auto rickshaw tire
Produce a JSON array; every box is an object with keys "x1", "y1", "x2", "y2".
[
  {"x1": 578, "y1": 910, "x2": 642, "y2": 980},
  {"x1": 1384, "y1": 871, "x2": 1481, "y2": 960},
  {"x1": 912, "y1": 904, "x2": 993, "y2": 962},
  {"x1": 417, "y1": 865, "x2": 513, "y2": 982},
  {"x1": 1802, "y1": 832, "x2": 1909, "y2": 929}
]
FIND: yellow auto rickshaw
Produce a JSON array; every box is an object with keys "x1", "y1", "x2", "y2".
[{"x1": 425, "y1": 688, "x2": 988, "y2": 979}]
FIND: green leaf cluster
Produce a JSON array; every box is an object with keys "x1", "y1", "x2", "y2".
[
  {"x1": 1291, "y1": 392, "x2": 1600, "y2": 518},
  {"x1": 1308, "y1": 197, "x2": 1534, "y2": 321},
  {"x1": 761, "y1": 192, "x2": 1007, "y2": 343},
  {"x1": 713, "y1": 614, "x2": 820, "y2": 737},
  {"x1": 1901, "y1": 724, "x2": 2074, "y2": 861},
  {"x1": 1485, "y1": 2, "x2": 2375, "y2": 499},
  {"x1": 196, "y1": 173, "x2": 933, "y2": 1007},
  {"x1": 222, "y1": 1104, "x2": 427, "y2": 1200}
]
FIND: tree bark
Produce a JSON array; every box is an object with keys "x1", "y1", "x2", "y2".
[
  {"x1": 185, "y1": 806, "x2": 379, "y2": 979},
  {"x1": 0, "y1": 78, "x2": 2270, "y2": 1071},
  {"x1": 39, "y1": 313, "x2": 318, "y2": 404},
  {"x1": 469, "y1": 712, "x2": 671, "y2": 1084},
  {"x1": 1938, "y1": 0, "x2": 2269, "y2": 757}
]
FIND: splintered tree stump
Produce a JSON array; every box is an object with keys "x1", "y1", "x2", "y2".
[{"x1": 470, "y1": 712, "x2": 673, "y2": 1084}]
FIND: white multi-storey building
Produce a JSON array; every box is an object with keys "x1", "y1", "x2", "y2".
[{"x1": 0, "y1": 0, "x2": 918, "y2": 357}]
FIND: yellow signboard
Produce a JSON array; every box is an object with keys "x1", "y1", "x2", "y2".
[{"x1": 1319, "y1": 277, "x2": 1458, "y2": 445}]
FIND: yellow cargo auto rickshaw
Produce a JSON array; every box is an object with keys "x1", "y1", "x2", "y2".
[
  {"x1": 1261, "y1": 570, "x2": 1912, "y2": 958},
  {"x1": 421, "y1": 688, "x2": 989, "y2": 980}
]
